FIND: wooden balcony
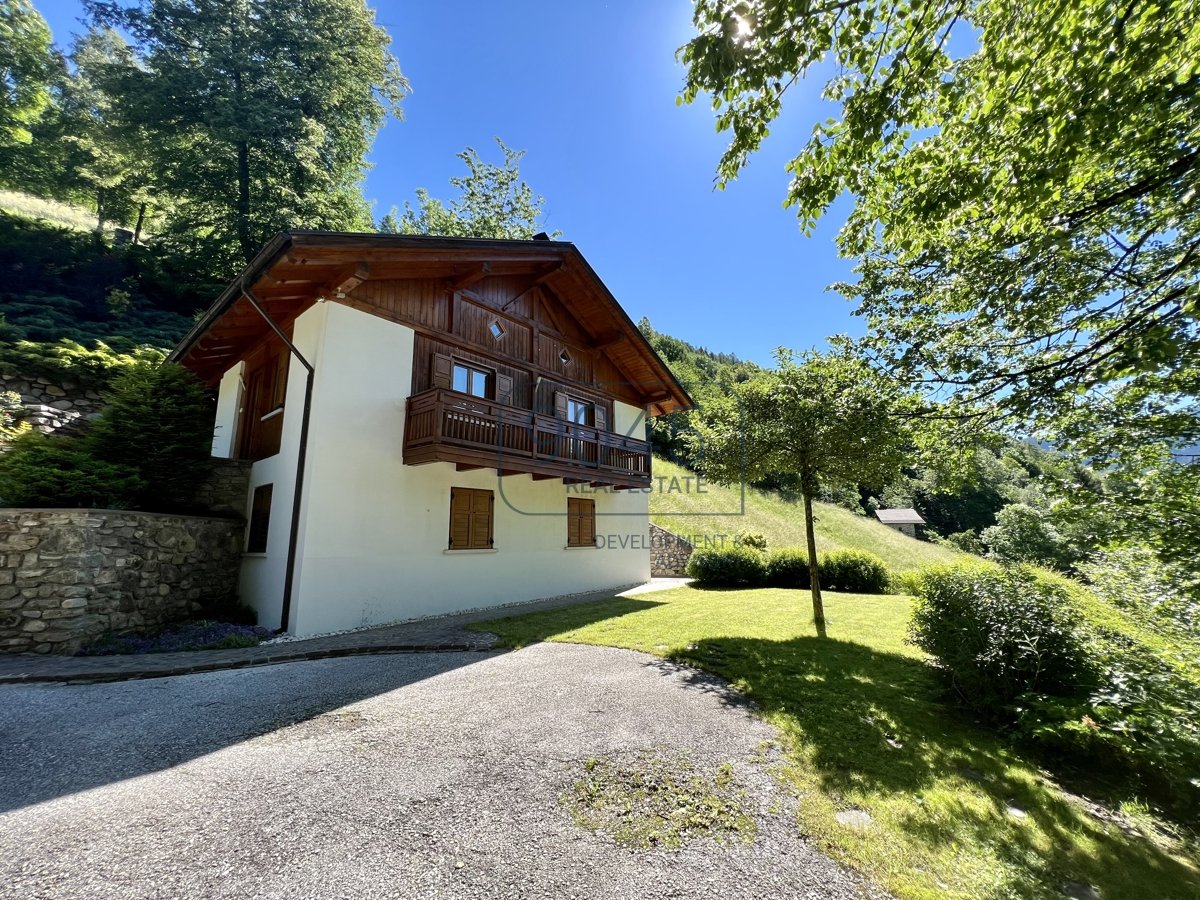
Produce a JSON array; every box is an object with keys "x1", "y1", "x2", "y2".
[{"x1": 403, "y1": 389, "x2": 652, "y2": 488}]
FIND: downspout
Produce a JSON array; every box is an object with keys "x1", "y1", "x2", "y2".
[{"x1": 241, "y1": 282, "x2": 315, "y2": 634}]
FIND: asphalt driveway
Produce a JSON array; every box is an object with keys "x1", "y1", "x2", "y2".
[{"x1": 0, "y1": 643, "x2": 884, "y2": 900}]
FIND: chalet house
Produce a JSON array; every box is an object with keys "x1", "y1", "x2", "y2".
[{"x1": 170, "y1": 232, "x2": 692, "y2": 636}]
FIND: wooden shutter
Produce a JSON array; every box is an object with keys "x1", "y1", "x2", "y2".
[
  {"x1": 449, "y1": 488, "x2": 472, "y2": 549},
  {"x1": 449, "y1": 488, "x2": 494, "y2": 549},
  {"x1": 471, "y1": 490, "x2": 494, "y2": 548},
  {"x1": 580, "y1": 500, "x2": 595, "y2": 546},
  {"x1": 554, "y1": 390, "x2": 568, "y2": 420},
  {"x1": 431, "y1": 353, "x2": 453, "y2": 390},
  {"x1": 271, "y1": 350, "x2": 289, "y2": 408},
  {"x1": 567, "y1": 497, "x2": 595, "y2": 547},
  {"x1": 496, "y1": 372, "x2": 513, "y2": 404},
  {"x1": 593, "y1": 404, "x2": 607, "y2": 433}
]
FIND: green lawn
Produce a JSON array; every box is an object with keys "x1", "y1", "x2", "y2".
[
  {"x1": 649, "y1": 456, "x2": 966, "y2": 572},
  {"x1": 475, "y1": 586, "x2": 1200, "y2": 900}
]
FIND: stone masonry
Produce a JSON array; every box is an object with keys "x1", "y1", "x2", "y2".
[
  {"x1": 192, "y1": 459, "x2": 253, "y2": 517},
  {"x1": 0, "y1": 374, "x2": 104, "y2": 435},
  {"x1": 0, "y1": 509, "x2": 244, "y2": 655},
  {"x1": 650, "y1": 523, "x2": 694, "y2": 577}
]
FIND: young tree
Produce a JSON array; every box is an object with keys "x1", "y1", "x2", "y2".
[
  {"x1": 86, "y1": 0, "x2": 407, "y2": 273},
  {"x1": 678, "y1": 1, "x2": 1199, "y2": 459},
  {"x1": 0, "y1": 0, "x2": 55, "y2": 146},
  {"x1": 381, "y1": 139, "x2": 559, "y2": 240},
  {"x1": 693, "y1": 349, "x2": 911, "y2": 633}
]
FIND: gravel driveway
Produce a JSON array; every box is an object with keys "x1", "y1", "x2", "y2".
[{"x1": 0, "y1": 643, "x2": 885, "y2": 900}]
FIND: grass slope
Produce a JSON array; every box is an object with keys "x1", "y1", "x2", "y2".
[
  {"x1": 649, "y1": 456, "x2": 966, "y2": 572},
  {"x1": 0, "y1": 190, "x2": 109, "y2": 233},
  {"x1": 476, "y1": 587, "x2": 1200, "y2": 900}
]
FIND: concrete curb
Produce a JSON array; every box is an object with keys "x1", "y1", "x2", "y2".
[{"x1": 0, "y1": 641, "x2": 500, "y2": 685}]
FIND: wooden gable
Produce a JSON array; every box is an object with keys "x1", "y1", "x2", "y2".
[{"x1": 170, "y1": 232, "x2": 693, "y2": 417}]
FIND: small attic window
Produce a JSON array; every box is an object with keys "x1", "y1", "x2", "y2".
[
  {"x1": 559, "y1": 348, "x2": 573, "y2": 365},
  {"x1": 488, "y1": 320, "x2": 505, "y2": 340}
]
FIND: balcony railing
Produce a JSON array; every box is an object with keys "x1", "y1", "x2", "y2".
[{"x1": 403, "y1": 389, "x2": 651, "y2": 487}]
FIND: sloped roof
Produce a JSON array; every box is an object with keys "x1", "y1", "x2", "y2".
[
  {"x1": 169, "y1": 231, "x2": 693, "y2": 416},
  {"x1": 874, "y1": 508, "x2": 926, "y2": 525}
]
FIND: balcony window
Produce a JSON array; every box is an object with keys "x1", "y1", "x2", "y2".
[{"x1": 452, "y1": 362, "x2": 491, "y2": 399}]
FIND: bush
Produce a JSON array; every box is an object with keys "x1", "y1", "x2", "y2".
[
  {"x1": 0, "y1": 431, "x2": 143, "y2": 507},
  {"x1": 764, "y1": 548, "x2": 811, "y2": 588},
  {"x1": 819, "y1": 549, "x2": 891, "y2": 593},
  {"x1": 731, "y1": 530, "x2": 768, "y2": 551},
  {"x1": 908, "y1": 563, "x2": 1095, "y2": 710},
  {"x1": 0, "y1": 361, "x2": 213, "y2": 512},
  {"x1": 981, "y1": 503, "x2": 1080, "y2": 571},
  {"x1": 87, "y1": 361, "x2": 214, "y2": 510},
  {"x1": 686, "y1": 545, "x2": 767, "y2": 587}
]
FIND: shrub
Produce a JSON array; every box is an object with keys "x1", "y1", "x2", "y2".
[
  {"x1": 819, "y1": 549, "x2": 891, "y2": 593},
  {"x1": 0, "y1": 361, "x2": 213, "y2": 512},
  {"x1": 87, "y1": 361, "x2": 214, "y2": 510},
  {"x1": 686, "y1": 545, "x2": 767, "y2": 587},
  {"x1": 909, "y1": 563, "x2": 1095, "y2": 710},
  {"x1": 1078, "y1": 545, "x2": 1198, "y2": 633},
  {"x1": 0, "y1": 431, "x2": 143, "y2": 507},
  {"x1": 764, "y1": 548, "x2": 811, "y2": 588},
  {"x1": 981, "y1": 503, "x2": 1079, "y2": 571},
  {"x1": 731, "y1": 530, "x2": 768, "y2": 551}
]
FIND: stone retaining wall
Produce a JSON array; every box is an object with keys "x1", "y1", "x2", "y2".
[
  {"x1": 650, "y1": 523, "x2": 694, "y2": 577},
  {"x1": 0, "y1": 374, "x2": 103, "y2": 434},
  {"x1": 193, "y1": 459, "x2": 253, "y2": 517},
  {"x1": 0, "y1": 509, "x2": 244, "y2": 655}
]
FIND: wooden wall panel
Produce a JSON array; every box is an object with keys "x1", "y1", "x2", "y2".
[
  {"x1": 412, "y1": 335, "x2": 534, "y2": 411},
  {"x1": 454, "y1": 296, "x2": 532, "y2": 363}
]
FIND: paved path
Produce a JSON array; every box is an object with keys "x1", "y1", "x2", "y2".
[
  {"x1": 0, "y1": 581, "x2": 689, "y2": 685},
  {"x1": 0, "y1": 643, "x2": 883, "y2": 900}
]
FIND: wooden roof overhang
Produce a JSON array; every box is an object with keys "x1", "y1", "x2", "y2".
[{"x1": 169, "y1": 231, "x2": 694, "y2": 416}]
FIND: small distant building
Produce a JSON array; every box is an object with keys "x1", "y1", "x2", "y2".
[{"x1": 874, "y1": 508, "x2": 926, "y2": 538}]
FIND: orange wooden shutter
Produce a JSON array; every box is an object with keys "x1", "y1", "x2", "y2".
[
  {"x1": 432, "y1": 353, "x2": 453, "y2": 390},
  {"x1": 554, "y1": 390, "x2": 568, "y2": 419},
  {"x1": 593, "y1": 404, "x2": 607, "y2": 432}
]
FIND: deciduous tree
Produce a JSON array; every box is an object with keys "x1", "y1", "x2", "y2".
[
  {"x1": 86, "y1": 0, "x2": 407, "y2": 272},
  {"x1": 381, "y1": 139, "x2": 558, "y2": 240},
  {"x1": 678, "y1": 1, "x2": 1199, "y2": 459},
  {"x1": 0, "y1": 0, "x2": 55, "y2": 146},
  {"x1": 693, "y1": 349, "x2": 911, "y2": 632}
]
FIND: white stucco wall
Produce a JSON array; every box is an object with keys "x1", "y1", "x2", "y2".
[
  {"x1": 211, "y1": 304, "x2": 329, "y2": 630},
  {"x1": 211, "y1": 362, "x2": 243, "y2": 458},
  {"x1": 214, "y1": 300, "x2": 652, "y2": 636}
]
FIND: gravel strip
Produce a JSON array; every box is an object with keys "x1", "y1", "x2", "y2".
[{"x1": 0, "y1": 643, "x2": 887, "y2": 900}]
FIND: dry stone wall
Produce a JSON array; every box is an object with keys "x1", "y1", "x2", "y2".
[
  {"x1": 650, "y1": 523, "x2": 694, "y2": 577},
  {"x1": 0, "y1": 509, "x2": 244, "y2": 655},
  {"x1": 0, "y1": 374, "x2": 104, "y2": 434}
]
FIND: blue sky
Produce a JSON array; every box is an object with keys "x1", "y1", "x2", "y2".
[{"x1": 33, "y1": 0, "x2": 858, "y2": 367}]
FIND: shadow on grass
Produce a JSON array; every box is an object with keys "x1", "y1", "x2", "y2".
[
  {"x1": 667, "y1": 635, "x2": 1200, "y2": 897},
  {"x1": 472, "y1": 597, "x2": 665, "y2": 647}
]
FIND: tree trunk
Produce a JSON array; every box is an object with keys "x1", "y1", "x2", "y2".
[
  {"x1": 95, "y1": 188, "x2": 105, "y2": 232},
  {"x1": 133, "y1": 203, "x2": 146, "y2": 245},
  {"x1": 236, "y1": 139, "x2": 253, "y2": 262},
  {"x1": 803, "y1": 488, "x2": 827, "y2": 637}
]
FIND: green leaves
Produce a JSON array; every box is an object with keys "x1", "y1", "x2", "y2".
[
  {"x1": 84, "y1": 0, "x2": 408, "y2": 272},
  {"x1": 679, "y1": 0, "x2": 1200, "y2": 473},
  {"x1": 382, "y1": 139, "x2": 557, "y2": 241},
  {"x1": 0, "y1": 0, "x2": 55, "y2": 147}
]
